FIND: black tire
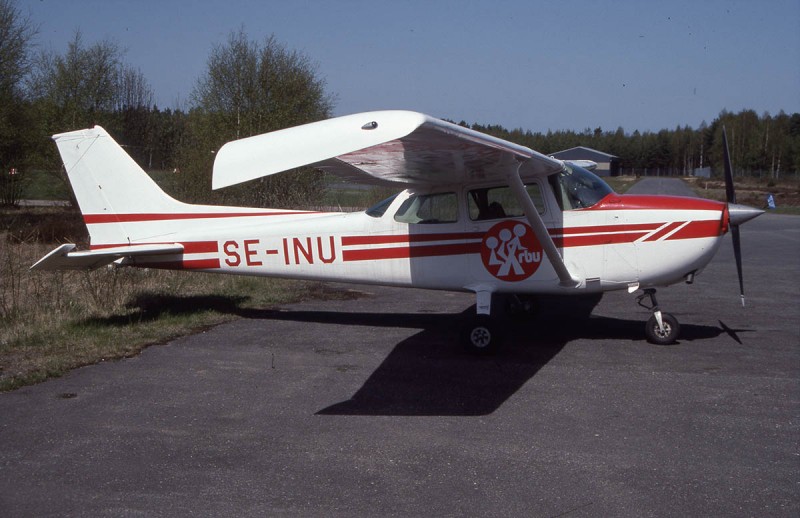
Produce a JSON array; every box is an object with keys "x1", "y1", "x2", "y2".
[
  {"x1": 461, "y1": 315, "x2": 502, "y2": 354},
  {"x1": 645, "y1": 313, "x2": 680, "y2": 345}
]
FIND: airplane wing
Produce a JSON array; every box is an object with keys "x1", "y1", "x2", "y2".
[
  {"x1": 31, "y1": 243, "x2": 185, "y2": 271},
  {"x1": 212, "y1": 110, "x2": 564, "y2": 189},
  {"x1": 213, "y1": 110, "x2": 578, "y2": 288}
]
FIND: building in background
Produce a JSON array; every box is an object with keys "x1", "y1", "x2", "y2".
[{"x1": 552, "y1": 146, "x2": 620, "y2": 177}]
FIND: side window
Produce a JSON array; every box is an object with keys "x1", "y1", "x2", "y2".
[
  {"x1": 366, "y1": 194, "x2": 398, "y2": 218},
  {"x1": 394, "y1": 192, "x2": 459, "y2": 224},
  {"x1": 468, "y1": 184, "x2": 545, "y2": 221}
]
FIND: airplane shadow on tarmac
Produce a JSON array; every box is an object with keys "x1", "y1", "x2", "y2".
[
  {"x1": 87, "y1": 292, "x2": 728, "y2": 416},
  {"x1": 251, "y1": 297, "x2": 726, "y2": 417}
]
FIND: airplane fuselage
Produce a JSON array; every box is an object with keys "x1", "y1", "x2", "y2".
[{"x1": 111, "y1": 186, "x2": 726, "y2": 296}]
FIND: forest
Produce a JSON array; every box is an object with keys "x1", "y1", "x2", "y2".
[
  {"x1": 1, "y1": 0, "x2": 799, "y2": 209},
  {"x1": 467, "y1": 110, "x2": 800, "y2": 179}
]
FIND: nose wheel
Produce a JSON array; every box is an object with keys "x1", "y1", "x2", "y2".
[{"x1": 637, "y1": 289, "x2": 681, "y2": 345}]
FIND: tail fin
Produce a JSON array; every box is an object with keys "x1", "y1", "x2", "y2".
[{"x1": 53, "y1": 126, "x2": 186, "y2": 245}]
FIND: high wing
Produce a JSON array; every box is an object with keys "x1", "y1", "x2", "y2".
[
  {"x1": 213, "y1": 110, "x2": 578, "y2": 288},
  {"x1": 212, "y1": 110, "x2": 564, "y2": 189},
  {"x1": 31, "y1": 243, "x2": 184, "y2": 271}
]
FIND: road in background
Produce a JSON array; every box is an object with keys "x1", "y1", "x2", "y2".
[{"x1": 626, "y1": 176, "x2": 699, "y2": 197}]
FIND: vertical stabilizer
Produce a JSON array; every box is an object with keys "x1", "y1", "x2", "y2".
[{"x1": 52, "y1": 126, "x2": 186, "y2": 245}]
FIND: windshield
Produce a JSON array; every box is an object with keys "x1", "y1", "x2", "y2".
[{"x1": 549, "y1": 163, "x2": 614, "y2": 210}]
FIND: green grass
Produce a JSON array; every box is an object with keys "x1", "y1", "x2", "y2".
[
  {"x1": 685, "y1": 175, "x2": 800, "y2": 211},
  {"x1": 0, "y1": 237, "x2": 357, "y2": 392},
  {"x1": 760, "y1": 206, "x2": 800, "y2": 215}
]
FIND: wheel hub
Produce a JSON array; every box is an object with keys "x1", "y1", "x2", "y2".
[{"x1": 470, "y1": 327, "x2": 491, "y2": 348}]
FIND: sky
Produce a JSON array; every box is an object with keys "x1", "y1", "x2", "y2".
[{"x1": 18, "y1": 0, "x2": 800, "y2": 133}]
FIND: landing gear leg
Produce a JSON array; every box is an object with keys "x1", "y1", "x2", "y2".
[
  {"x1": 461, "y1": 290, "x2": 502, "y2": 354},
  {"x1": 637, "y1": 288, "x2": 680, "y2": 345}
]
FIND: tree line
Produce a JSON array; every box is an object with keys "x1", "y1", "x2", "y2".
[
  {"x1": 465, "y1": 109, "x2": 800, "y2": 179},
  {"x1": 1, "y1": 0, "x2": 798, "y2": 208},
  {"x1": 1, "y1": 0, "x2": 333, "y2": 207}
]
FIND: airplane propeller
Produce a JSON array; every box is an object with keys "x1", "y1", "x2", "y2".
[{"x1": 721, "y1": 125, "x2": 764, "y2": 307}]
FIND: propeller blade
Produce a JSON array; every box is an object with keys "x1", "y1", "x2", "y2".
[
  {"x1": 722, "y1": 125, "x2": 748, "y2": 306},
  {"x1": 722, "y1": 125, "x2": 736, "y2": 204},
  {"x1": 731, "y1": 225, "x2": 745, "y2": 307}
]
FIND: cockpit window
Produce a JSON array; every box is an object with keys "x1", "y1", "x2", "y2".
[
  {"x1": 468, "y1": 184, "x2": 544, "y2": 221},
  {"x1": 394, "y1": 192, "x2": 459, "y2": 224},
  {"x1": 549, "y1": 164, "x2": 614, "y2": 210},
  {"x1": 366, "y1": 194, "x2": 398, "y2": 218}
]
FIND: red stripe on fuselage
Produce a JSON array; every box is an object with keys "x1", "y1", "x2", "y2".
[
  {"x1": 140, "y1": 258, "x2": 221, "y2": 270},
  {"x1": 588, "y1": 194, "x2": 726, "y2": 212},
  {"x1": 549, "y1": 223, "x2": 662, "y2": 237},
  {"x1": 643, "y1": 221, "x2": 685, "y2": 242},
  {"x1": 665, "y1": 220, "x2": 723, "y2": 241},
  {"x1": 83, "y1": 211, "x2": 320, "y2": 224},
  {"x1": 342, "y1": 232, "x2": 484, "y2": 246},
  {"x1": 343, "y1": 242, "x2": 482, "y2": 261},
  {"x1": 340, "y1": 218, "x2": 722, "y2": 261},
  {"x1": 90, "y1": 241, "x2": 219, "y2": 253},
  {"x1": 182, "y1": 241, "x2": 219, "y2": 254},
  {"x1": 555, "y1": 232, "x2": 650, "y2": 248}
]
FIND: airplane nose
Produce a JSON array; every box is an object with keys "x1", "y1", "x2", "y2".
[{"x1": 728, "y1": 203, "x2": 764, "y2": 226}]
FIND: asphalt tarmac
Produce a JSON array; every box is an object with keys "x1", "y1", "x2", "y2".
[{"x1": 1, "y1": 181, "x2": 798, "y2": 517}]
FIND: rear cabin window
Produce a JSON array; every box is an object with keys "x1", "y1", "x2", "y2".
[
  {"x1": 468, "y1": 184, "x2": 545, "y2": 221},
  {"x1": 365, "y1": 194, "x2": 398, "y2": 218},
  {"x1": 394, "y1": 192, "x2": 459, "y2": 224}
]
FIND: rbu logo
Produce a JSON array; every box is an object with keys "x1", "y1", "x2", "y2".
[{"x1": 481, "y1": 221, "x2": 542, "y2": 281}]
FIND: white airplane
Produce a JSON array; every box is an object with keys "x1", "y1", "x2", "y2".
[{"x1": 32, "y1": 111, "x2": 763, "y2": 351}]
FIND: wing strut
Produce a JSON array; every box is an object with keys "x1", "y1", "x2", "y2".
[{"x1": 506, "y1": 159, "x2": 579, "y2": 288}]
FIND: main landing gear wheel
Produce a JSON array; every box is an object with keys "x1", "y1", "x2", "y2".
[
  {"x1": 461, "y1": 316, "x2": 502, "y2": 354},
  {"x1": 645, "y1": 312, "x2": 680, "y2": 345}
]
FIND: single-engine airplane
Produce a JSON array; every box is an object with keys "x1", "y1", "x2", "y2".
[{"x1": 32, "y1": 111, "x2": 763, "y2": 351}]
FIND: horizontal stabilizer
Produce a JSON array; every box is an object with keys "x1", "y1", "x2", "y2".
[{"x1": 31, "y1": 243, "x2": 184, "y2": 271}]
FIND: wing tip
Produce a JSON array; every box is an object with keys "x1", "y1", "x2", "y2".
[{"x1": 211, "y1": 110, "x2": 430, "y2": 189}]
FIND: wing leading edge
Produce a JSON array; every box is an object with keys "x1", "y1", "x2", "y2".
[{"x1": 212, "y1": 110, "x2": 565, "y2": 189}]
